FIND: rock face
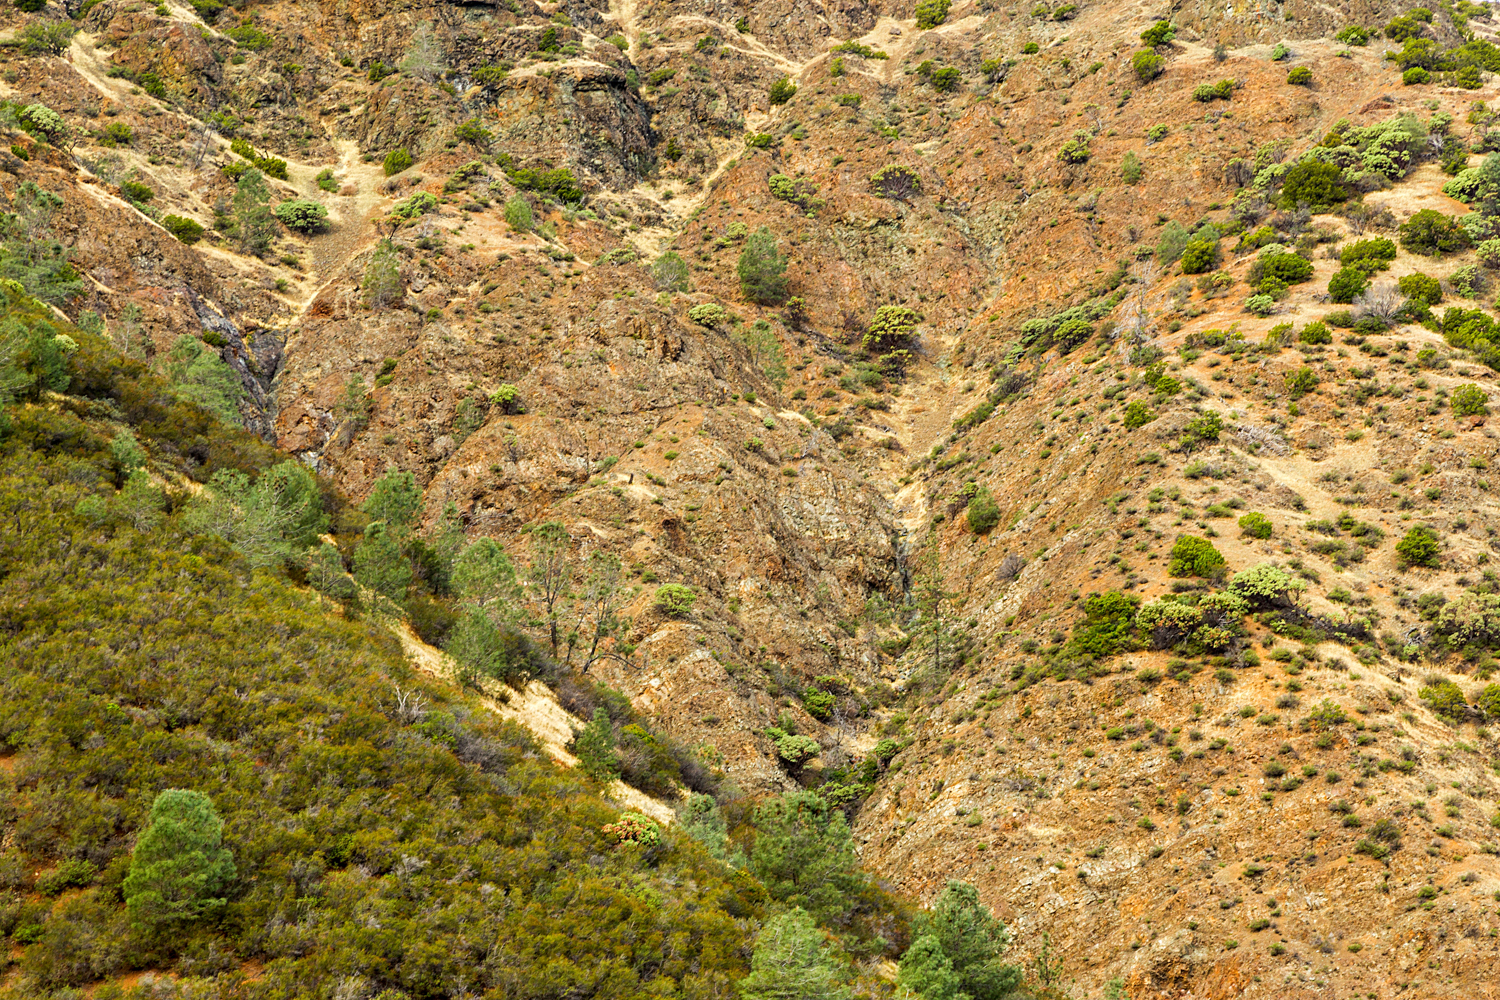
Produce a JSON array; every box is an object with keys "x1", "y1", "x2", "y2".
[{"x1": 12, "y1": 0, "x2": 1500, "y2": 990}]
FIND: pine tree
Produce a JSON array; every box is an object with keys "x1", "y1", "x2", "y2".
[
  {"x1": 527, "y1": 521, "x2": 571, "y2": 654},
  {"x1": 737, "y1": 226, "x2": 788, "y2": 304},
  {"x1": 232, "y1": 169, "x2": 275, "y2": 254},
  {"x1": 123, "y1": 789, "x2": 236, "y2": 935},
  {"x1": 922, "y1": 881, "x2": 1022, "y2": 1000},
  {"x1": 308, "y1": 542, "x2": 354, "y2": 599},
  {"x1": 897, "y1": 936, "x2": 968, "y2": 1000},
  {"x1": 362, "y1": 240, "x2": 403, "y2": 309},
  {"x1": 566, "y1": 550, "x2": 629, "y2": 673},
  {"x1": 680, "y1": 792, "x2": 731, "y2": 860},
  {"x1": 572, "y1": 707, "x2": 620, "y2": 782},
  {"x1": 452, "y1": 537, "x2": 522, "y2": 612},
  {"x1": 748, "y1": 790, "x2": 866, "y2": 924},
  {"x1": 354, "y1": 521, "x2": 411, "y2": 602},
  {"x1": 914, "y1": 531, "x2": 958, "y2": 680},
  {"x1": 737, "y1": 908, "x2": 851, "y2": 1000},
  {"x1": 163, "y1": 335, "x2": 243, "y2": 426},
  {"x1": 363, "y1": 468, "x2": 421, "y2": 537}
]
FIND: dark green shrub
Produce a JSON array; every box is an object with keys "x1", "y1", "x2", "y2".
[
  {"x1": 1239, "y1": 512, "x2": 1273, "y2": 539},
  {"x1": 1398, "y1": 271, "x2": 1441, "y2": 305},
  {"x1": 1396, "y1": 525, "x2": 1441, "y2": 569},
  {"x1": 1340, "y1": 237, "x2": 1397, "y2": 273},
  {"x1": 1400, "y1": 209, "x2": 1469, "y2": 256},
  {"x1": 966, "y1": 486, "x2": 1000, "y2": 534},
  {"x1": 769, "y1": 76, "x2": 797, "y2": 104},
  {"x1": 1278, "y1": 160, "x2": 1347, "y2": 208},
  {"x1": 1297, "y1": 321, "x2": 1330, "y2": 344},
  {"x1": 1259, "y1": 252, "x2": 1314, "y2": 284},
  {"x1": 1131, "y1": 49, "x2": 1164, "y2": 82},
  {"x1": 1286, "y1": 66, "x2": 1312, "y2": 85},
  {"x1": 383, "y1": 148, "x2": 413, "y2": 175},
  {"x1": 915, "y1": 0, "x2": 951, "y2": 29},
  {"x1": 272, "y1": 199, "x2": 329, "y2": 233},
  {"x1": 160, "y1": 215, "x2": 205, "y2": 245},
  {"x1": 1327, "y1": 266, "x2": 1369, "y2": 303},
  {"x1": 1180, "y1": 239, "x2": 1218, "y2": 274},
  {"x1": 1168, "y1": 535, "x2": 1226, "y2": 578},
  {"x1": 120, "y1": 180, "x2": 153, "y2": 203}
]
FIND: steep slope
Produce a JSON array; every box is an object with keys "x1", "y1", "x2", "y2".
[{"x1": 7, "y1": 0, "x2": 1500, "y2": 993}]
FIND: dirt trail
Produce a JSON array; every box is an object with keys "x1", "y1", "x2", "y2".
[{"x1": 393, "y1": 623, "x2": 678, "y2": 824}]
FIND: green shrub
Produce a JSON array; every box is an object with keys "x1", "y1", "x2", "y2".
[
  {"x1": 688, "y1": 303, "x2": 727, "y2": 327},
  {"x1": 1270, "y1": 42, "x2": 1288, "y2": 60},
  {"x1": 1192, "y1": 79, "x2": 1235, "y2": 102},
  {"x1": 1298, "y1": 321, "x2": 1331, "y2": 344},
  {"x1": 1169, "y1": 535, "x2": 1226, "y2": 578},
  {"x1": 1057, "y1": 133, "x2": 1091, "y2": 163},
  {"x1": 1400, "y1": 208, "x2": 1470, "y2": 255},
  {"x1": 1140, "y1": 19, "x2": 1176, "y2": 46},
  {"x1": 738, "y1": 226, "x2": 788, "y2": 304},
  {"x1": 915, "y1": 0, "x2": 951, "y2": 29},
  {"x1": 1180, "y1": 239, "x2": 1218, "y2": 274},
  {"x1": 1335, "y1": 25, "x2": 1370, "y2": 45},
  {"x1": 1476, "y1": 682, "x2": 1500, "y2": 718},
  {"x1": 315, "y1": 167, "x2": 338, "y2": 192},
  {"x1": 1244, "y1": 294, "x2": 1275, "y2": 316},
  {"x1": 272, "y1": 199, "x2": 329, "y2": 233},
  {"x1": 489, "y1": 383, "x2": 522, "y2": 413},
  {"x1": 1396, "y1": 525, "x2": 1441, "y2": 569},
  {"x1": 1452, "y1": 382, "x2": 1489, "y2": 416},
  {"x1": 391, "y1": 191, "x2": 438, "y2": 220},
  {"x1": 1123, "y1": 399, "x2": 1156, "y2": 428},
  {"x1": 383, "y1": 148, "x2": 413, "y2": 175},
  {"x1": 930, "y1": 66, "x2": 962, "y2": 91},
  {"x1": 1131, "y1": 49, "x2": 1164, "y2": 82},
  {"x1": 1286, "y1": 66, "x2": 1312, "y2": 85},
  {"x1": 1398, "y1": 271, "x2": 1442, "y2": 304},
  {"x1": 1403, "y1": 66, "x2": 1432, "y2": 85},
  {"x1": 654, "y1": 583, "x2": 698, "y2": 616},
  {"x1": 1327, "y1": 266, "x2": 1369, "y2": 304},
  {"x1": 1284, "y1": 366, "x2": 1318, "y2": 398},
  {"x1": 504, "y1": 194, "x2": 533, "y2": 232},
  {"x1": 1121, "y1": 151, "x2": 1143, "y2": 184},
  {"x1": 966, "y1": 486, "x2": 1000, "y2": 534},
  {"x1": 769, "y1": 76, "x2": 797, "y2": 104},
  {"x1": 651, "y1": 250, "x2": 690, "y2": 292},
  {"x1": 1419, "y1": 677, "x2": 1467, "y2": 720},
  {"x1": 121, "y1": 180, "x2": 154, "y2": 204},
  {"x1": 1239, "y1": 512, "x2": 1273, "y2": 539},
  {"x1": 1068, "y1": 590, "x2": 1140, "y2": 656},
  {"x1": 1279, "y1": 160, "x2": 1347, "y2": 208},
  {"x1": 160, "y1": 214, "x2": 205, "y2": 245}
]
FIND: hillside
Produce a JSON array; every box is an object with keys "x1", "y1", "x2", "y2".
[{"x1": 3, "y1": 0, "x2": 1500, "y2": 994}]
